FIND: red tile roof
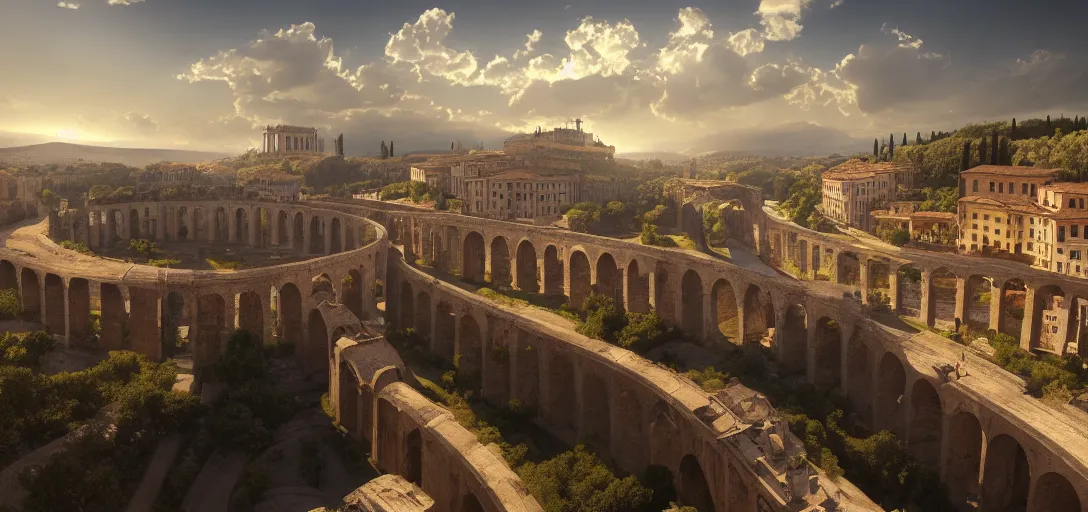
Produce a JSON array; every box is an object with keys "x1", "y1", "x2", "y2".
[
  {"x1": 960, "y1": 165, "x2": 1060, "y2": 178},
  {"x1": 823, "y1": 159, "x2": 912, "y2": 181}
]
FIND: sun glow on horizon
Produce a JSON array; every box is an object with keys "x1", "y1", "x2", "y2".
[{"x1": 55, "y1": 129, "x2": 80, "y2": 140}]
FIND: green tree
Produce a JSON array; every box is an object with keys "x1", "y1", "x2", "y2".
[
  {"x1": 0, "y1": 289, "x2": 20, "y2": 318},
  {"x1": 517, "y1": 445, "x2": 652, "y2": 512},
  {"x1": 435, "y1": 191, "x2": 447, "y2": 211},
  {"x1": 978, "y1": 136, "x2": 987, "y2": 165},
  {"x1": 566, "y1": 203, "x2": 602, "y2": 233},
  {"x1": 902, "y1": 133, "x2": 907, "y2": 147},
  {"x1": 919, "y1": 187, "x2": 958, "y2": 213},
  {"x1": 873, "y1": 138, "x2": 879, "y2": 158},
  {"x1": 916, "y1": 132, "x2": 922, "y2": 145},
  {"x1": 991, "y1": 132, "x2": 1000, "y2": 165}
]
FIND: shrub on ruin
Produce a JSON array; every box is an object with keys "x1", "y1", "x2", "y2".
[
  {"x1": 60, "y1": 240, "x2": 91, "y2": 254},
  {"x1": 616, "y1": 312, "x2": 673, "y2": 353},
  {"x1": 517, "y1": 444, "x2": 652, "y2": 512},
  {"x1": 0, "y1": 289, "x2": 20, "y2": 319},
  {"x1": 577, "y1": 293, "x2": 627, "y2": 343},
  {"x1": 0, "y1": 331, "x2": 56, "y2": 369}
]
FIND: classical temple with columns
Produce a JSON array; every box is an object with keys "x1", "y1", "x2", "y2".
[{"x1": 262, "y1": 125, "x2": 325, "y2": 154}]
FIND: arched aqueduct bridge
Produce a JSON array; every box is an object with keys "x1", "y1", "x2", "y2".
[{"x1": 309, "y1": 195, "x2": 1088, "y2": 512}]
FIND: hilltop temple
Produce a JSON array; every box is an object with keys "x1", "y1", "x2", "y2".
[{"x1": 261, "y1": 125, "x2": 325, "y2": 155}]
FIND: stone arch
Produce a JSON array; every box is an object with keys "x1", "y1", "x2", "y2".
[
  {"x1": 279, "y1": 283, "x2": 303, "y2": 345},
  {"x1": 462, "y1": 231, "x2": 485, "y2": 282},
  {"x1": 129, "y1": 208, "x2": 140, "y2": 239},
  {"x1": 944, "y1": 411, "x2": 983, "y2": 507},
  {"x1": 309, "y1": 216, "x2": 324, "y2": 253},
  {"x1": 1030, "y1": 472, "x2": 1081, "y2": 512},
  {"x1": 330, "y1": 217, "x2": 342, "y2": 253},
  {"x1": 100, "y1": 283, "x2": 125, "y2": 350},
  {"x1": 461, "y1": 494, "x2": 484, "y2": 512},
  {"x1": 255, "y1": 207, "x2": 270, "y2": 246},
  {"x1": 415, "y1": 291, "x2": 431, "y2": 341},
  {"x1": 544, "y1": 245, "x2": 563, "y2": 295},
  {"x1": 177, "y1": 206, "x2": 189, "y2": 240},
  {"x1": 20, "y1": 268, "x2": 40, "y2": 322},
  {"x1": 343, "y1": 269, "x2": 363, "y2": 320},
  {"x1": 399, "y1": 281, "x2": 414, "y2": 330},
  {"x1": 1001, "y1": 279, "x2": 1027, "y2": 337},
  {"x1": 626, "y1": 260, "x2": 650, "y2": 314},
  {"x1": 547, "y1": 351, "x2": 576, "y2": 432},
  {"x1": 845, "y1": 327, "x2": 872, "y2": 423},
  {"x1": 44, "y1": 274, "x2": 65, "y2": 335},
  {"x1": 681, "y1": 270, "x2": 704, "y2": 337},
  {"x1": 192, "y1": 206, "x2": 206, "y2": 242},
  {"x1": 837, "y1": 251, "x2": 861, "y2": 288},
  {"x1": 965, "y1": 275, "x2": 995, "y2": 330},
  {"x1": 780, "y1": 304, "x2": 807, "y2": 374},
  {"x1": 928, "y1": 267, "x2": 958, "y2": 327},
  {"x1": 0, "y1": 260, "x2": 16, "y2": 290},
  {"x1": 307, "y1": 308, "x2": 329, "y2": 372},
  {"x1": 908, "y1": 378, "x2": 942, "y2": 468},
  {"x1": 457, "y1": 315, "x2": 482, "y2": 385},
  {"x1": 594, "y1": 252, "x2": 621, "y2": 306},
  {"x1": 293, "y1": 212, "x2": 305, "y2": 249},
  {"x1": 404, "y1": 428, "x2": 423, "y2": 487},
  {"x1": 569, "y1": 250, "x2": 591, "y2": 310},
  {"x1": 234, "y1": 207, "x2": 248, "y2": 243},
  {"x1": 981, "y1": 434, "x2": 1030, "y2": 511},
  {"x1": 876, "y1": 352, "x2": 906, "y2": 436},
  {"x1": 214, "y1": 206, "x2": 228, "y2": 242},
  {"x1": 896, "y1": 264, "x2": 923, "y2": 318},
  {"x1": 68, "y1": 278, "x2": 91, "y2": 344},
  {"x1": 489, "y1": 236, "x2": 512, "y2": 288},
  {"x1": 435, "y1": 301, "x2": 455, "y2": 358},
  {"x1": 515, "y1": 240, "x2": 539, "y2": 293},
  {"x1": 312, "y1": 273, "x2": 334, "y2": 298},
  {"x1": 814, "y1": 317, "x2": 842, "y2": 389},
  {"x1": 742, "y1": 284, "x2": 774, "y2": 344},
  {"x1": 581, "y1": 370, "x2": 610, "y2": 450},
  {"x1": 1030, "y1": 284, "x2": 1066, "y2": 352},
  {"x1": 238, "y1": 291, "x2": 263, "y2": 342},
  {"x1": 197, "y1": 294, "x2": 226, "y2": 369},
  {"x1": 161, "y1": 291, "x2": 186, "y2": 358},
  {"x1": 712, "y1": 279, "x2": 739, "y2": 344},
  {"x1": 679, "y1": 454, "x2": 715, "y2": 512},
  {"x1": 277, "y1": 210, "x2": 289, "y2": 246}
]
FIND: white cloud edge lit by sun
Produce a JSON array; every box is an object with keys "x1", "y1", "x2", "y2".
[{"x1": 56, "y1": 2, "x2": 80, "y2": 9}]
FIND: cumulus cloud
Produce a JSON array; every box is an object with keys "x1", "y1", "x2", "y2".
[
  {"x1": 385, "y1": 9, "x2": 479, "y2": 83},
  {"x1": 835, "y1": 26, "x2": 949, "y2": 113},
  {"x1": 525, "y1": 17, "x2": 642, "y2": 82},
  {"x1": 656, "y1": 7, "x2": 713, "y2": 74},
  {"x1": 757, "y1": 0, "x2": 810, "y2": 42},
  {"x1": 513, "y1": 30, "x2": 542, "y2": 60},
  {"x1": 124, "y1": 111, "x2": 158, "y2": 133},
  {"x1": 57, "y1": 2, "x2": 80, "y2": 9},
  {"x1": 726, "y1": 29, "x2": 765, "y2": 57}
]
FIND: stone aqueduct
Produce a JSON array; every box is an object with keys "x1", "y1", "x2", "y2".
[{"x1": 6, "y1": 191, "x2": 1087, "y2": 511}]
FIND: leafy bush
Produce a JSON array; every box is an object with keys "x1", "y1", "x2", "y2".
[
  {"x1": 576, "y1": 294, "x2": 627, "y2": 343},
  {"x1": 686, "y1": 366, "x2": 729, "y2": 393},
  {"x1": 148, "y1": 258, "x2": 181, "y2": 268},
  {"x1": 616, "y1": 312, "x2": 674, "y2": 352},
  {"x1": 0, "y1": 331, "x2": 56, "y2": 368},
  {"x1": 517, "y1": 445, "x2": 652, "y2": 512},
  {"x1": 0, "y1": 289, "x2": 20, "y2": 318},
  {"x1": 883, "y1": 228, "x2": 911, "y2": 247},
  {"x1": 128, "y1": 239, "x2": 158, "y2": 258},
  {"x1": 640, "y1": 223, "x2": 677, "y2": 247},
  {"x1": 566, "y1": 202, "x2": 602, "y2": 233},
  {"x1": 60, "y1": 240, "x2": 91, "y2": 254}
]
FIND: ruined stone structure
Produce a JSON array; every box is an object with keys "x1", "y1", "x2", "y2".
[
  {"x1": 315, "y1": 195, "x2": 1088, "y2": 512},
  {"x1": 262, "y1": 125, "x2": 325, "y2": 154}
]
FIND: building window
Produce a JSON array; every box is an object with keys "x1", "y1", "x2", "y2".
[
  {"x1": 999, "y1": 183, "x2": 1004, "y2": 193},
  {"x1": 1074, "y1": 225, "x2": 1080, "y2": 238},
  {"x1": 996, "y1": 217, "x2": 1002, "y2": 223},
  {"x1": 972, "y1": 223, "x2": 978, "y2": 229},
  {"x1": 995, "y1": 229, "x2": 1001, "y2": 235},
  {"x1": 1028, "y1": 242, "x2": 1033, "y2": 251},
  {"x1": 990, "y1": 182, "x2": 995, "y2": 192},
  {"x1": 973, "y1": 180, "x2": 979, "y2": 192},
  {"x1": 1071, "y1": 198, "x2": 1077, "y2": 208},
  {"x1": 1008, "y1": 182, "x2": 1014, "y2": 193},
  {"x1": 972, "y1": 213, "x2": 978, "y2": 219},
  {"x1": 1058, "y1": 262, "x2": 1064, "y2": 273},
  {"x1": 1031, "y1": 184, "x2": 1037, "y2": 195},
  {"x1": 1059, "y1": 226, "x2": 1066, "y2": 242},
  {"x1": 983, "y1": 214, "x2": 990, "y2": 221},
  {"x1": 1072, "y1": 250, "x2": 1081, "y2": 260},
  {"x1": 1022, "y1": 183, "x2": 1028, "y2": 194},
  {"x1": 972, "y1": 233, "x2": 977, "y2": 241}
]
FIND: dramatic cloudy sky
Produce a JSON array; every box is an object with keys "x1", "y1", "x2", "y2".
[{"x1": 2, "y1": 0, "x2": 1087, "y2": 155}]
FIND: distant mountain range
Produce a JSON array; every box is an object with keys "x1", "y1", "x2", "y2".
[
  {"x1": 0, "y1": 142, "x2": 230, "y2": 167},
  {"x1": 690, "y1": 122, "x2": 869, "y2": 157}
]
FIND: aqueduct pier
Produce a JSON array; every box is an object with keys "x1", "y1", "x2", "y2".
[{"x1": 312, "y1": 196, "x2": 1088, "y2": 512}]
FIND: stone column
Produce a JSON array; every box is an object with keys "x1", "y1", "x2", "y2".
[
  {"x1": 1019, "y1": 286, "x2": 1037, "y2": 351},
  {"x1": 1054, "y1": 293, "x2": 1074, "y2": 354},
  {"x1": 302, "y1": 213, "x2": 311, "y2": 254},
  {"x1": 953, "y1": 277, "x2": 967, "y2": 327},
  {"x1": 701, "y1": 289, "x2": 714, "y2": 343},
  {"x1": 860, "y1": 260, "x2": 870, "y2": 304},
  {"x1": 806, "y1": 321, "x2": 817, "y2": 385},
  {"x1": 249, "y1": 206, "x2": 260, "y2": 247},
  {"x1": 228, "y1": 208, "x2": 238, "y2": 243},
  {"x1": 271, "y1": 209, "x2": 281, "y2": 247},
  {"x1": 261, "y1": 286, "x2": 273, "y2": 344},
  {"x1": 324, "y1": 219, "x2": 332, "y2": 254},
  {"x1": 889, "y1": 268, "x2": 900, "y2": 311},
  {"x1": 61, "y1": 284, "x2": 70, "y2": 347},
  {"x1": 989, "y1": 279, "x2": 1005, "y2": 333},
  {"x1": 129, "y1": 288, "x2": 162, "y2": 361},
  {"x1": 920, "y1": 269, "x2": 933, "y2": 327},
  {"x1": 89, "y1": 211, "x2": 100, "y2": 250}
]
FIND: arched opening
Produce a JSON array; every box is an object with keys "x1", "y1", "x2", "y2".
[
  {"x1": 679, "y1": 454, "x2": 715, "y2": 512},
  {"x1": 161, "y1": 291, "x2": 186, "y2": 358},
  {"x1": 197, "y1": 294, "x2": 226, "y2": 369},
  {"x1": 129, "y1": 208, "x2": 140, "y2": 239},
  {"x1": 415, "y1": 291, "x2": 431, "y2": 341},
  {"x1": 515, "y1": 240, "x2": 539, "y2": 293},
  {"x1": 966, "y1": 275, "x2": 994, "y2": 330},
  {"x1": 568, "y1": 250, "x2": 591, "y2": 310},
  {"x1": 100, "y1": 283, "x2": 125, "y2": 350},
  {"x1": 743, "y1": 284, "x2": 774, "y2": 345},
  {"x1": 44, "y1": 274, "x2": 65, "y2": 335},
  {"x1": 781, "y1": 304, "x2": 807, "y2": 374},
  {"x1": 176, "y1": 206, "x2": 189, "y2": 241},
  {"x1": 681, "y1": 270, "x2": 704, "y2": 337},
  {"x1": 330, "y1": 218, "x2": 342, "y2": 253},
  {"x1": 0, "y1": 260, "x2": 16, "y2": 290},
  {"x1": 896, "y1": 265, "x2": 923, "y2": 318},
  {"x1": 581, "y1": 371, "x2": 610, "y2": 450},
  {"x1": 462, "y1": 232, "x2": 485, "y2": 283},
  {"x1": 543, "y1": 245, "x2": 563, "y2": 295},
  {"x1": 981, "y1": 434, "x2": 1030, "y2": 511},
  {"x1": 514, "y1": 332, "x2": 540, "y2": 411},
  {"x1": 68, "y1": 278, "x2": 91, "y2": 344},
  {"x1": 307, "y1": 308, "x2": 328, "y2": 373},
  {"x1": 343, "y1": 269, "x2": 363, "y2": 320},
  {"x1": 1030, "y1": 473, "x2": 1081, "y2": 512},
  {"x1": 457, "y1": 315, "x2": 482, "y2": 387},
  {"x1": 712, "y1": 279, "x2": 739, "y2": 344},
  {"x1": 1030, "y1": 284, "x2": 1066, "y2": 353},
  {"x1": 309, "y1": 216, "x2": 324, "y2": 254},
  {"x1": 460, "y1": 494, "x2": 484, "y2": 512},
  {"x1": 594, "y1": 252, "x2": 621, "y2": 306},
  {"x1": 944, "y1": 412, "x2": 982, "y2": 507},
  {"x1": 293, "y1": 212, "x2": 305, "y2": 250},
  {"x1": 400, "y1": 428, "x2": 422, "y2": 487},
  {"x1": 234, "y1": 208, "x2": 248, "y2": 243},
  {"x1": 876, "y1": 352, "x2": 906, "y2": 436},
  {"x1": 214, "y1": 207, "x2": 228, "y2": 242},
  {"x1": 928, "y1": 268, "x2": 958, "y2": 327},
  {"x1": 279, "y1": 283, "x2": 303, "y2": 345},
  {"x1": 20, "y1": 268, "x2": 40, "y2": 322},
  {"x1": 908, "y1": 379, "x2": 942, "y2": 468},
  {"x1": 868, "y1": 260, "x2": 891, "y2": 303},
  {"x1": 547, "y1": 352, "x2": 576, "y2": 432},
  {"x1": 626, "y1": 260, "x2": 650, "y2": 314},
  {"x1": 1001, "y1": 279, "x2": 1027, "y2": 337},
  {"x1": 837, "y1": 332, "x2": 867, "y2": 428},
  {"x1": 654, "y1": 265, "x2": 676, "y2": 324},
  {"x1": 311, "y1": 273, "x2": 334, "y2": 298},
  {"x1": 489, "y1": 236, "x2": 511, "y2": 288},
  {"x1": 238, "y1": 291, "x2": 263, "y2": 342},
  {"x1": 277, "y1": 211, "x2": 289, "y2": 246},
  {"x1": 814, "y1": 317, "x2": 842, "y2": 389},
  {"x1": 484, "y1": 320, "x2": 512, "y2": 406},
  {"x1": 399, "y1": 282, "x2": 414, "y2": 330},
  {"x1": 435, "y1": 301, "x2": 455, "y2": 358},
  {"x1": 192, "y1": 207, "x2": 205, "y2": 242},
  {"x1": 837, "y1": 251, "x2": 861, "y2": 289},
  {"x1": 256, "y1": 208, "x2": 270, "y2": 247}
]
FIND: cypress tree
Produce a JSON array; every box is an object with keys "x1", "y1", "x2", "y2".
[
  {"x1": 1047, "y1": 115, "x2": 1052, "y2": 129},
  {"x1": 874, "y1": 138, "x2": 879, "y2": 158},
  {"x1": 979, "y1": 137, "x2": 987, "y2": 165},
  {"x1": 931, "y1": 130, "x2": 936, "y2": 141},
  {"x1": 991, "y1": 132, "x2": 999, "y2": 165},
  {"x1": 888, "y1": 133, "x2": 895, "y2": 160},
  {"x1": 916, "y1": 132, "x2": 923, "y2": 145},
  {"x1": 390, "y1": 140, "x2": 395, "y2": 157},
  {"x1": 961, "y1": 140, "x2": 972, "y2": 172},
  {"x1": 1011, "y1": 118, "x2": 1017, "y2": 138},
  {"x1": 999, "y1": 138, "x2": 1011, "y2": 165},
  {"x1": 903, "y1": 133, "x2": 908, "y2": 146}
]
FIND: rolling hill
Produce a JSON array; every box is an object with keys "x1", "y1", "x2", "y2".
[{"x1": 0, "y1": 142, "x2": 230, "y2": 167}]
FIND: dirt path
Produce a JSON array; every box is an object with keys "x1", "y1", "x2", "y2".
[{"x1": 182, "y1": 451, "x2": 249, "y2": 512}]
